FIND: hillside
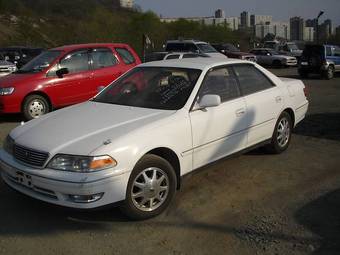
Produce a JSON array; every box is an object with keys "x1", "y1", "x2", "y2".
[{"x1": 0, "y1": 0, "x2": 242, "y2": 55}]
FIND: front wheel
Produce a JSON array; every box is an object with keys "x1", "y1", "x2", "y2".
[
  {"x1": 266, "y1": 112, "x2": 293, "y2": 154},
  {"x1": 22, "y1": 95, "x2": 50, "y2": 120},
  {"x1": 121, "y1": 154, "x2": 177, "y2": 220}
]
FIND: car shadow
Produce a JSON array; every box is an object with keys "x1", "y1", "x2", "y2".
[
  {"x1": 294, "y1": 113, "x2": 340, "y2": 141},
  {"x1": 295, "y1": 188, "x2": 340, "y2": 254},
  {"x1": 0, "y1": 113, "x2": 23, "y2": 124}
]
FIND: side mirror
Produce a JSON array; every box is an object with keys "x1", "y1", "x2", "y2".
[
  {"x1": 199, "y1": 94, "x2": 221, "y2": 109},
  {"x1": 56, "y1": 68, "x2": 69, "y2": 78},
  {"x1": 97, "y1": 86, "x2": 105, "y2": 93}
]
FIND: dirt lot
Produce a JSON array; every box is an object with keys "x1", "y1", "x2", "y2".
[{"x1": 0, "y1": 68, "x2": 339, "y2": 255}]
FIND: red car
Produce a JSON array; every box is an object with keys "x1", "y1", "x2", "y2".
[{"x1": 0, "y1": 43, "x2": 141, "y2": 120}]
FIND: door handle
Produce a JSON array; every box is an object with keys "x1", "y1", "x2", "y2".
[
  {"x1": 235, "y1": 108, "x2": 246, "y2": 117},
  {"x1": 275, "y1": 96, "x2": 282, "y2": 103}
]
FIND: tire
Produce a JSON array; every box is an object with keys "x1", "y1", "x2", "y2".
[
  {"x1": 298, "y1": 70, "x2": 309, "y2": 78},
  {"x1": 121, "y1": 154, "x2": 177, "y2": 220},
  {"x1": 323, "y1": 66, "x2": 334, "y2": 80},
  {"x1": 266, "y1": 112, "x2": 293, "y2": 154},
  {"x1": 22, "y1": 94, "x2": 50, "y2": 120},
  {"x1": 273, "y1": 60, "x2": 282, "y2": 68}
]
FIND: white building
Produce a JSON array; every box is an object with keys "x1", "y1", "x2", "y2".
[
  {"x1": 304, "y1": 27, "x2": 315, "y2": 42},
  {"x1": 255, "y1": 22, "x2": 290, "y2": 40},
  {"x1": 120, "y1": 0, "x2": 134, "y2": 9},
  {"x1": 251, "y1": 15, "x2": 273, "y2": 26}
]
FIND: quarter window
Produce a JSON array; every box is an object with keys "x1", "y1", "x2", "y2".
[
  {"x1": 233, "y1": 65, "x2": 274, "y2": 96},
  {"x1": 199, "y1": 67, "x2": 240, "y2": 103},
  {"x1": 165, "y1": 54, "x2": 180, "y2": 60},
  {"x1": 115, "y1": 48, "x2": 136, "y2": 64},
  {"x1": 91, "y1": 48, "x2": 118, "y2": 69}
]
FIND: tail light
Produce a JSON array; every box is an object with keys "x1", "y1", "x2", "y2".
[{"x1": 303, "y1": 86, "x2": 308, "y2": 99}]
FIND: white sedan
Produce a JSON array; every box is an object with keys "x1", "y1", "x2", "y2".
[{"x1": 0, "y1": 58, "x2": 308, "y2": 219}]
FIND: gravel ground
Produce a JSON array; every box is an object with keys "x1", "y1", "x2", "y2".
[{"x1": 0, "y1": 67, "x2": 339, "y2": 255}]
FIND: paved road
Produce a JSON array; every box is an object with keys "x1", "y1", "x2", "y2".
[{"x1": 0, "y1": 68, "x2": 339, "y2": 255}]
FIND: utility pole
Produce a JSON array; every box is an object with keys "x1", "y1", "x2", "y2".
[{"x1": 316, "y1": 11, "x2": 324, "y2": 44}]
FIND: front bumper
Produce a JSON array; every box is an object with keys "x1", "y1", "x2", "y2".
[
  {"x1": 0, "y1": 150, "x2": 130, "y2": 209},
  {"x1": 0, "y1": 95, "x2": 21, "y2": 114}
]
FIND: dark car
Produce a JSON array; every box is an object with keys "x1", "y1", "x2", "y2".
[
  {"x1": 212, "y1": 43, "x2": 257, "y2": 62},
  {"x1": 0, "y1": 47, "x2": 44, "y2": 68},
  {"x1": 298, "y1": 44, "x2": 340, "y2": 79}
]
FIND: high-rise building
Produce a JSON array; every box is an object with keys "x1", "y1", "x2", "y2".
[
  {"x1": 324, "y1": 19, "x2": 334, "y2": 35},
  {"x1": 250, "y1": 15, "x2": 273, "y2": 26},
  {"x1": 254, "y1": 22, "x2": 290, "y2": 40},
  {"x1": 240, "y1": 11, "x2": 251, "y2": 28},
  {"x1": 120, "y1": 0, "x2": 134, "y2": 9},
  {"x1": 215, "y1": 9, "x2": 225, "y2": 19},
  {"x1": 290, "y1": 17, "x2": 305, "y2": 41},
  {"x1": 304, "y1": 27, "x2": 315, "y2": 42}
]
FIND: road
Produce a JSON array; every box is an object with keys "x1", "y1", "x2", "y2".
[{"x1": 0, "y1": 68, "x2": 339, "y2": 255}]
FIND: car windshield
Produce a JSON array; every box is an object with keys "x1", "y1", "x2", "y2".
[
  {"x1": 225, "y1": 44, "x2": 239, "y2": 52},
  {"x1": 196, "y1": 43, "x2": 218, "y2": 53},
  {"x1": 17, "y1": 50, "x2": 61, "y2": 73},
  {"x1": 264, "y1": 42, "x2": 277, "y2": 49},
  {"x1": 287, "y1": 44, "x2": 299, "y2": 51},
  {"x1": 93, "y1": 67, "x2": 202, "y2": 110},
  {"x1": 268, "y1": 50, "x2": 280, "y2": 55}
]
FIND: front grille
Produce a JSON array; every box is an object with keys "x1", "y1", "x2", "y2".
[{"x1": 14, "y1": 144, "x2": 49, "y2": 167}]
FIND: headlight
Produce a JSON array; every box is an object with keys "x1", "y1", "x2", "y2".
[
  {"x1": 0, "y1": 87, "x2": 15, "y2": 95},
  {"x1": 3, "y1": 135, "x2": 14, "y2": 155},
  {"x1": 47, "y1": 154, "x2": 117, "y2": 172},
  {"x1": 9, "y1": 66, "x2": 17, "y2": 72}
]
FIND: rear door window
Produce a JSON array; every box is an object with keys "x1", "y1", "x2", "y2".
[
  {"x1": 233, "y1": 64, "x2": 275, "y2": 96},
  {"x1": 90, "y1": 48, "x2": 118, "y2": 69},
  {"x1": 115, "y1": 48, "x2": 136, "y2": 64}
]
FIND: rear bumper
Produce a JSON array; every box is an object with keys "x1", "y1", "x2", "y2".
[{"x1": 0, "y1": 150, "x2": 130, "y2": 209}]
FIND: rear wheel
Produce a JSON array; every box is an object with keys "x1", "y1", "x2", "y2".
[
  {"x1": 22, "y1": 94, "x2": 50, "y2": 120},
  {"x1": 121, "y1": 154, "x2": 177, "y2": 220},
  {"x1": 323, "y1": 66, "x2": 334, "y2": 80},
  {"x1": 267, "y1": 112, "x2": 293, "y2": 154},
  {"x1": 273, "y1": 60, "x2": 282, "y2": 68},
  {"x1": 298, "y1": 70, "x2": 309, "y2": 78}
]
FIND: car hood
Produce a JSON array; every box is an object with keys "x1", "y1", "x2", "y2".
[
  {"x1": 0, "y1": 73, "x2": 38, "y2": 87},
  {"x1": 0, "y1": 60, "x2": 15, "y2": 67},
  {"x1": 10, "y1": 101, "x2": 176, "y2": 156},
  {"x1": 229, "y1": 51, "x2": 254, "y2": 56}
]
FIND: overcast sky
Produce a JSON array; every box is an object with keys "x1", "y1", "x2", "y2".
[{"x1": 134, "y1": 0, "x2": 340, "y2": 26}]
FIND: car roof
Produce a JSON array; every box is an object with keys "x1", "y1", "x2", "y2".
[
  {"x1": 139, "y1": 58, "x2": 250, "y2": 70},
  {"x1": 52, "y1": 43, "x2": 130, "y2": 51},
  {"x1": 166, "y1": 40, "x2": 208, "y2": 44}
]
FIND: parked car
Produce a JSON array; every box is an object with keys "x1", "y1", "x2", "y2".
[
  {"x1": 0, "y1": 58, "x2": 308, "y2": 220},
  {"x1": 145, "y1": 51, "x2": 209, "y2": 62},
  {"x1": 250, "y1": 48, "x2": 297, "y2": 67},
  {"x1": 211, "y1": 43, "x2": 257, "y2": 62},
  {"x1": 0, "y1": 53, "x2": 17, "y2": 77},
  {"x1": 264, "y1": 41, "x2": 302, "y2": 59},
  {"x1": 0, "y1": 43, "x2": 141, "y2": 120},
  {"x1": 0, "y1": 47, "x2": 44, "y2": 68},
  {"x1": 165, "y1": 39, "x2": 226, "y2": 58},
  {"x1": 298, "y1": 44, "x2": 340, "y2": 80}
]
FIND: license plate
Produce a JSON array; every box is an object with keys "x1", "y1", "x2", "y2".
[
  {"x1": 16, "y1": 171, "x2": 33, "y2": 188},
  {"x1": 301, "y1": 62, "x2": 308, "y2": 66}
]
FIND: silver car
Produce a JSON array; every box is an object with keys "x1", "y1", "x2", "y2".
[
  {"x1": 0, "y1": 58, "x2": 17, "y2": 77},
  {"x1": 250, "y1": 48, "x2": 297, "y2": 67}
]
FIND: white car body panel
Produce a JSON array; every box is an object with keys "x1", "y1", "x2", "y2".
[{"x1": 0, "y1": 58, "x2": 309, "y2": 209}]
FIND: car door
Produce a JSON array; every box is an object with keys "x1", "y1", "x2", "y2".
[
  {"x1": 47, "y1": 49, "x2": 92, "y2": 106},
  {"x1": 189, "y1": 66, "x2": 248, "y2": 169},
  {"x1": 233, "y1": 64, "x2": 284, "y2": 147},
  {"x1": 89, "y1": 47, "x2": 120, "y2": 94}
]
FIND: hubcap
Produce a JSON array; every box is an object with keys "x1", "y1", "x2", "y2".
[
  {"x1": 277, "y1": 117, "x2": 290, "y2": 147},
  {"x1": 28, "y1": 100, "x2": 46, "y2": 118},
  {"x1": 131, "y1": 167, "x2": 169, "y2": 212}
]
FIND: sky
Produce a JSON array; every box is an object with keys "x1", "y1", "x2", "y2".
[{"x1": 134, "y1": 0, "x2": 340, "y2": 26}]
